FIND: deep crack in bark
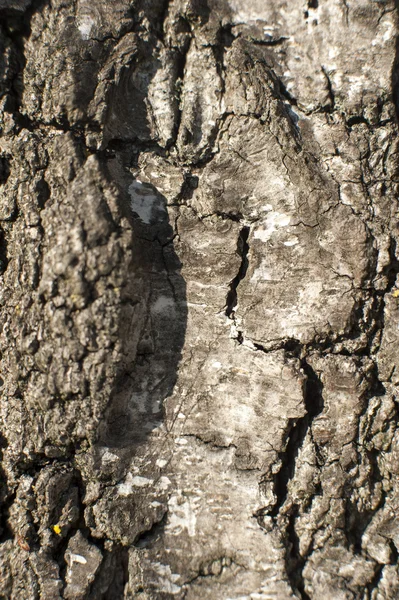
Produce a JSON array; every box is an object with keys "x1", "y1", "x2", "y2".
[
  {"x1": 269, "y1": 357, "x2": 324, "y2": 598},
  {"x1": 271, "y1": 358, "x2": 324, "y2": 518},
  {"x1": 225, "y1": 226, "x2": 250, "y2": 318}
]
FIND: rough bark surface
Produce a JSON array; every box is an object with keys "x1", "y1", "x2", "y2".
[{"x1": 0, "y1": 0, "x2": 399, "y2": 598}]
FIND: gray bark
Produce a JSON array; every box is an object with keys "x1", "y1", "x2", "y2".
[{"x1": 0, "y1": 0, "x2": 399, "y2": 598}]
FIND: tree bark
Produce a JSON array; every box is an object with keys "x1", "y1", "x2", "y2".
[{"x1": 1, "y1": 0, "x2": 399, "y2": 598}]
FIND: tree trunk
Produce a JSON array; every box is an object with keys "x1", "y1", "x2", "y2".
[{"x1": 1, "y1": 0, "x2": 399, "y2": 598}]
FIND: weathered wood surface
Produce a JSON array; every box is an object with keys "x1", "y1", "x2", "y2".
[{"x1": 0, "y1": 0, "x2": 399, "y2": 598}]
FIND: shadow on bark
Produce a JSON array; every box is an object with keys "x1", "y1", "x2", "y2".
[
  {"x1": 100, "y1": 173, "x2": 187, "y2": 449},
  {"x1": 86, "y1": 27, "x2": 188, "y2": 451}
]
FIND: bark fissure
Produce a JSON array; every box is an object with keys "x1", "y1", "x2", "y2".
[
  {"x1": 270, "y1": 358, "x2": 324, "y2": 519},
  {"x1": 1, "y1": 0, "x2": 399, "y2": 598},
  {"x1": 133, "y1": 511, "x2": 168, "y2": 549},
  {"x1": 225, "y1": 226, "x2": 250, "y2": 318},
  {"x1": 285, "y1": 506, "x2": 311, "y2": 600}
]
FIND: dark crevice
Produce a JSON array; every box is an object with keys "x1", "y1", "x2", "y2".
[
  {"x1": 321, "y1": 66, "x2": 335, "y2": 112},
  {"x1": 34, "y1": 176, "x2": 50, "y2": 210},
  {"x1": 389, "y1": 540, "x2": 399, "y2": 564},
  {"x1": 252, "y1": 338, "x2": 302, "y2": 357},
  {"x1": 235, "y1": 330, "x2": 244, "y2": 344},
  {"x1": 270, "y1": 359, "x2": 324, "y2": 519},
  {"x1": 278, "y1": 79, "x2": 298, "y2": 106},
  {"x1": 342, "y1": 0, "x2": 350, "y2": 25},
  {"x1": 0, "y1": 156, "x2": 11, "y2": 185},
  {"x1": 177, "y1": 172, "x2": 199, "y2": 204},
  {"x1": 366, "y1": 563, "x2": 384, "y2": 597},
  {"x1": 283, "y1": 339, "x2": 303, "y2": 357},
  {"x1": 346, "y1": 115, "x2": 369, "y2": 128},
  {"x1": 0, "y1": 489, "x2": 16, "y2": 546},
  {"x1": 0, "y1": 226, "x2": 8, "y2": 276},
  {"x1": 252, "y1": 36, "x2": 289, "y2": 46},
  {"x1": 133, "y1": 511, "x2": 168, "y2": 549},
  {"x1": 218, "y1": 22, "x2": 235, "y2": 50},
  {"x1": 1, "y1": 0, "x2": 49, "y2": 123},
  {"x1": 182, "y1": 433, "x2": 238, "y2": 451},
  {"x1": 267, "y1": 358, "x2": 324, "y2": 597},
  {"x1": 285, "y1": 506, "x2": 311, "y2": 600},
  {"x1": 159, "y1": 0, "x2": 172, "y2": 41},
  {"x1": 98, "y1": 138, "x2": 167, "y2": 161},
  {"x1": 225, "y1": 226, "x2": 250, "y2": 318},
  {"x1": 94, "y1": 546, "x2": 129, "y2": 600},
  {"x1": 201, "y1": 210, "x2": 244, "y2": 222},
  {"x1": 362, "y1": 235, "x2": 399, "y2": 357},
  {"x1": 4, "y1": 96, "x2": 100, "y2": 148},
  {"x1": 171, "y1": 33, "x2": 192, "y2": 146},
  {"x1": 212, "y1": 22, "x2": 235, "y2": 74},
  {"x1": 383, "y1": 236, "x2": 399, "y2": 292}
]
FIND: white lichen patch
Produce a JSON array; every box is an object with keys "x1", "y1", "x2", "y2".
[
  {"x1": 254, "y1": 212, "x2": 291, "y2": 242},
  {"x1": 128, "y1": 180, "x2": 166, "y2": 224},
  {"x1": 346, "y1": 75, "x2": 366, "y2": 102},
  {"x1": 167, "y1": 494, "x2": 199, "y2": 537},
  {"x1": 371, "y1": 16, "x2": 395, "y2": 46},
  {"x1": 152, "y1": 563, "x2": 181, "y2": 594},
  {"x1": 284, "y1": 237, "x2": 299, "y2": 247},
  {"x1": 261, "y1": 204, "x2": 273, "y2": 212},
  {"x1": 158, "y1": 476, "x2": 172, "y2": 490},
  {"x1": 117, "y1": 473, "x2": 153, "y2": 496},
  {"x1": 131, "y1": 475, "x2": 153, "y2": 487},
  {"x1": 186, "y1": 302, "x2": 208, "y2": 308},
  {"x1": 250, "y1": 266, "x2": 277, "y2": 282},
  {"x1": 211, "y1": 361, "x2": 222, "y2": 369},
  {"x1": 175, "y1": 437, "x2": 188, "y2": 445},
  {"x1": 67, "y1": 553, "x2": 87, "y2": 566},
  {"x1": 77, "y1": 15, "x2": 94, "y2": 40},
  {"x1": 298, "y1": 280, "x2": 324, "y2": 303},
  {"x1": 101, "y1": 450, "x2": 119, "y2": 465}
]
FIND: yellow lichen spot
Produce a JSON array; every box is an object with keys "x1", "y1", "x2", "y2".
[
  {"x1": 52, "y1": 524, "x2": 62, "y2": 535},
  {"x1": 392, "y1": 289, "x2": 399, "y2": 298}
]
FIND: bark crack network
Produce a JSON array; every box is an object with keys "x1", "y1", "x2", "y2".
[
  {"x1": 270, "y1": 358, "x2": 324, "y2": 519},
  {"x1": 268, "y1": 356, "x2": 324, "y2": 599},
  {"x1": 286, "y1": 505, "x2": 311, "y2": 600},
  {"x1": 181, "y1": 557, "x2": 244, "y2": 597},
  {"x1": 225, "y1": 226, "x2": 250, "y2": 318}
]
